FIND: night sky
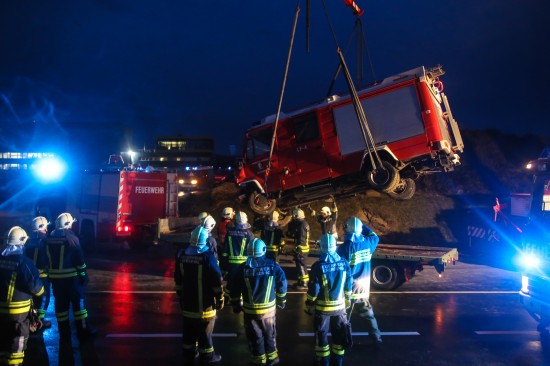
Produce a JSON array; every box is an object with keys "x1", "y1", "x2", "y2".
[{"x1": 0, "y1": 0, "x2": 548, "y2": 166}]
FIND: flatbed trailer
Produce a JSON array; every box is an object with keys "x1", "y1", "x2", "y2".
[{"x1": 310, "y1": 243, "x2": 458, "y2": 290}]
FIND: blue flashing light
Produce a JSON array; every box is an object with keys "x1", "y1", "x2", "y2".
[
  {"x1": 33, "y1": 157, "x2": 67, "y2": 183},
  {"x1": 520, "y1": 253, "x2": 541, "y2": 269}
]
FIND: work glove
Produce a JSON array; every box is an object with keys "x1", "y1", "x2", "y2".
[
  {"x1": 214, "y1": 296, "x2": 224, "y2": 311},
  {"x1": 78, "y1": 274, "x2": 89, "y2": 286},
  {"x1": 304, "y1": 300, "x2": 315, "y2": 316},
  {"x1": 276, "y1": 300, "x2": 286, "y2": 310},
  {"x1": 232, "y1": 301, "x2": 243, "y2": 314}
]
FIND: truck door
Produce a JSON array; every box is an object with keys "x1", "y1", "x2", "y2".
[{"x1": 288, "y1": 111, "x2": 330, "y2": 186}]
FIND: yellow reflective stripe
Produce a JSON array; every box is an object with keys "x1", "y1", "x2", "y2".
[
  {"x1": 228, "y1": 257, "x2": 247, "y2": 264},
  {"x1": 0, "y1": 299, "x2": 32, "y2": 314},
  {"x1": 76, "y1": 264, "x2": 87, "y2": 270},
  {"x1": 59, "y1": 245, "x2": 65, "y2": 270},
  {"x1": 276, "y1": 292, "x2": 286, "y2": 299},
  {"x1": 331, "y1": 344, "x2": 345, "y2": 355},
  {"x1": 240, "y1": 238, "x2": 246, "y2": 256},
  {"x1": 182, "y1": 309, "x2": 216, "y2": 318},
  {"x1": 350, "y1": 249, "x2": 371, "y2": 266},
  {"x1": 264, "y1": 277, "x2": 273, "y2": 304},
  {"x1": 315, "y1": 344, "x2": 330, "y2": 357},
  {"x1": 7, "y1": 272, "x2": 16, "y2": 302},
  {"x1": 322, "y1": 274, "x2": 329, "y2": 301},
  {"x1": 243, "y1": 300, "x2": 276, "y2": 309},
  {"x1": 35, "y1": 286, "x2": 44, "y2": 297},
  {"x1": 198, "y1": 346, "x2": 214, "y2": 354},
  {"x1": 244, "y1": 277, "x2": 253, "y2": 305},
  {"x1": 306, "y1": 294, "x2": 317, "y2": 302}
]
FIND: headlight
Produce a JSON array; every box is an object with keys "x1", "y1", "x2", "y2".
[
  {"x1": 191, "y1": 179, "x2": 198, "y2": 185},
  {"x1": 521, "y1": 275, "x2": 529, "y2": 293}
]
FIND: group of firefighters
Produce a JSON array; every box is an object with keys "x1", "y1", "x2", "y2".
[
  {"x1": 0, "y1": 212, "x2": 95, "y2": 366},
  {"x1": 0, "y1": 202, "x2": 381, "y2": 366},
  {"x1": 174, "y1": 202, "x2": 383, "y2": 366}
]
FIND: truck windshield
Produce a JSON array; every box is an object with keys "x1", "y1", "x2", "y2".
[{"x1": 245, "y1": 126, "x2": 273, "y2": 162}]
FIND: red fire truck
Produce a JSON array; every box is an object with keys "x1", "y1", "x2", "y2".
[
  {"x1": 237, "y1": 65, "x2": 464, "y2": 214},
  {"x1": 66, "y1": 170, "x2": 178, "y2": 250}
]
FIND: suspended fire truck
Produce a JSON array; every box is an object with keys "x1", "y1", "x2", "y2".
[
  {"x1": 237, "y1": 65, "x2": 464, "y2": 214},
  {"x1": 66, "y1": 170, "x2": 178, "y2": 250}
]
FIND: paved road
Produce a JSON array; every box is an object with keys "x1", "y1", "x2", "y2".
[{"x1": 25, "y1": 244, "x2": 550, "y2": 366}]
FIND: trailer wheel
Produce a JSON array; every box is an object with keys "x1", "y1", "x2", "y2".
[
  {"x1": 371, "y1": 261, "x2": 404, "y2": 290},
  {"x1": 387, "y1": 178, "x2": 416, "y2": 200},
  {"x1": 248, "y1": 192, "x2": 277, "y2": 215},
  {"x1": 367, "y1": 161, "x2": 400, "y2": 193}
]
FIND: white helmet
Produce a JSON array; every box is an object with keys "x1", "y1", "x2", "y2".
[
  {"x1": 247, "y1": 238, "x2": 266, "y2": 258},
  {"x1": 55, "y1": 213, "x2": 76, "y2": 230},
  {"x1": 32, "y1": 216, "x2": 49, "y2": 232},
  {"x1": 292, "y1": 208, "x2": 305, "y2": 220},
  {"x1": 320, "y1": 234, "x2": 336, "y2": 254},
  {"x1": 268, "y1": 211, "x2": 279, "y2": 222},
  {"x1": 202, "y1": 215, "x2": 216, "y2": 232},
  {"x1": 235, "y1": 211, "x2": 248, "y2": 225},
  {"x1": 344, "y1": 217, "x2": 363, "y2": 235},
  {"x1": 7, "y1": 226, "x2": 28, "y2": 246},
  {"x1": 190, "y1": 226, "x2": 209, "y2": 252},
  {"x1": 321, "y1": 206, "x2": 331, "y2": 217},
  {"x1": 198, "y1": 212, "x2": 209, "y2": 224},
  {"x1": 222, "y1": 207, "x2": 235, "y2": 219}
]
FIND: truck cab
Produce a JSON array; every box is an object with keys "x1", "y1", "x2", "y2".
[
  {"x1": 237, "y1": 65, "x2": 464, "y2": 215},
  {"x1": 518, "y1": 148, "x2": 550, "y2": 334}
]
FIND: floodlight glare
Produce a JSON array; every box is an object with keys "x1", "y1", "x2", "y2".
[
  {"x1": 520, "y1": 253, "x2": 541, "y2": 269},
  {"x1": 34, "y1": 157, "x2": 67, "y2": 183}
]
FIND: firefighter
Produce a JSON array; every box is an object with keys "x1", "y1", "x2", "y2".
[
  {"x1": 202, "y1": 215, "x2": 219, "y2": 260},
  {"x1": 336, "y1": 216, "x2": 382, "y2": 348},
  {"x1": 221, "y1": 211, "x2": 254, "y2": 274},
  {"x1": 217, "y1": 207, "x2": 235, "y2": 250},
  {"x1": 24, "y1": 216, "x2": 52, "y2": 330},
  {"x1": 198, "y1": 212, "x2": 210, "y2": 225},
  {"x1": 0, "y1": 226, "x2": 44, "y2": 366},
  {"x1": 174, "y1": 226, "x2": 224, "y2": 365},
  {"x1": 46, "y1": 212, "x2": 96, "y2": 339},
  {"x1": 315, "y1": 200, "x2": 338, "y2": 239},
  {"x1": 286, "y1": 208, "x2": 310, "y2": 288},
  {"x1": 228, "y1": 238, "x2": 287, "y2": 366},
  {"x1": 305, "y1": 234, "x2": 352, "y2": 366},
  {"x1": 260, "y1": 211, "x2": 285, "y2": 263}
]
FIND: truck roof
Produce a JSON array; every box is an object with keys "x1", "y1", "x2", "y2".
[{"x1": 252, "y1": 66, "x2": 430, "y2": 129}]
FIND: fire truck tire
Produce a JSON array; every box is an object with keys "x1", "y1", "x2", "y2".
[
  {"x1": 371, "y1": 260, "x2": 404, "y2": 290},
  {"x1": 366, "y1": 161, "x2": 400, "y2": 193},
  {"x1": 248, "y1": 192, "x2": 277, "y2": 215},
  {"x1": 387, "y1": 178, "x2": 416, "y2": 200}
]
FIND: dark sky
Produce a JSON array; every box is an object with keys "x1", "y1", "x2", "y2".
[{"x1": 0, "y1": 0, "x2": 549, "y2": 165}]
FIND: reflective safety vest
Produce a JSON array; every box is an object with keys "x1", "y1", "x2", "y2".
[
  {"x1": 286, "y1": 219, "x2": 310, "y2": 253},
  {"x1": 307, "y1": 256, "x2": 352, "y2": 314},
  {"x1": 24, "y1": 237, "x2": 49, "y2": 280},
  {"x1": 222, "y1": 228, "x2": 255, "y2": 265},
  {"x1": 45, "y1": 233, "x2": 87, "y2": 280},
  {"x1": 260, "y1": 223, "x2": 284, "y2": 254},
  {"x1": 0, "y1": 254, "x2": 44, "y2": 315},
  {"x1": 228, "y1": 257, "x2": 287, "y2": 316}
]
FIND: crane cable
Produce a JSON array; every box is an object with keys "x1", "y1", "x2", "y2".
[
  {"x1": 320, "y1": 0, "x2": 383, "y2": 170},
  {"x1": 265, "y1": 0, "x2": 301, "y2": 191}
]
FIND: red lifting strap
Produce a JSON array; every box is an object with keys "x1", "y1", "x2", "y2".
[{"x1": 343, "y1": 0, "x2": 364, "y2": 16}]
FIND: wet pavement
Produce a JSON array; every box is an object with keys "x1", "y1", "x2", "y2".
[{"x1": 24, "y1": 243, "x2": 550, "y2": 366}]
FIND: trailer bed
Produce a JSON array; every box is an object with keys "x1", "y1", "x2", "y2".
[{"x1": 373, "y1": 244, "x2": 458, "y2": 264}]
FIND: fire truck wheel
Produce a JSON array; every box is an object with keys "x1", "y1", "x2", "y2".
[
  {"x1": 248, "y1": 192, "x2": 277, "y2": 215},
  {"x1": 387, "y1": 178, "x2": 416, "y2": 200},
  {"x1": 371, "y1": 260, "x2": 404, "y2": 290},
  {"x1": 366, "y1": 161, "x2": 400, "y2": 193}
]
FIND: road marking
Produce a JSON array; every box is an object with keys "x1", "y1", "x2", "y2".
[
  {"x1": 475, "y1": 331, "x2": 540, "y2": 335},
  {"x1": 106, "y1": 333, "x2": 238, "y2": 338},
  {"x1": 299, "y1": 331, "x2": 419, "y2": 337},
  {"x1": 89, "y1": 290, "x2": 518, "y2": 295}
]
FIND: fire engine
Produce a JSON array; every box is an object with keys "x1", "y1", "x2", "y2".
[
  {"x1": 517, "y1": 147, "x2": 550, "y2": 334},
  {"x1": 66, "y1": 170, "x2": 178, "y2": 250},
  {"x1": 237, "y1": 65, "x2": 464, "y2": 215}
]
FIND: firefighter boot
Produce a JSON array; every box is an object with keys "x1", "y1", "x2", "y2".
[
  {"x1": 200, "y1": 352, "x2": 222, "y2": 365},
  {"x1": 76, "y1": 319, "x2": 98, "y2": 339}
]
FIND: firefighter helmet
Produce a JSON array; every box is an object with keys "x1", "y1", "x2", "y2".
[
  {"x1": 7, "y1": 226, "x2": 28, "y2": 246},
  {"x1": 247, "y1": 238, "x2": 266, "y2": 258},
  {"x1": 32, "y1": 216, "x2": 49, "y2": 232},
  {"x1": 55, "y1": 212, "x2": 75, "y2": 230},
  {"x1": 292, "y1": 208, "x2": 305, "y2": 220},
  {"x1": 321, "y1": 206, "x2": 331, "y2": 217},
  {"x1": 344, "y1": 217, "x2": 362, "y2": 235},
  {"x1": 235, "y1": 211, "x2": 248, "y2": 225},
  {"x1": 198, "y1": 212, "x2": 209, "y2": 224},
  {"x1": 202, "y1": 215, "x2": 216, "y2": 232},
  {"x1": 268, "y1": 211, "x2": 279, "y2": 222},
  {"x1": 190, "y1": 226, "x2": 209, "y2": 251},
  {"x1": 320, "y1": 234, "x2": 336, "y2": 254},
  {"x1": 222, "y1": 207, "x2": 235, "y2": 219}
]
